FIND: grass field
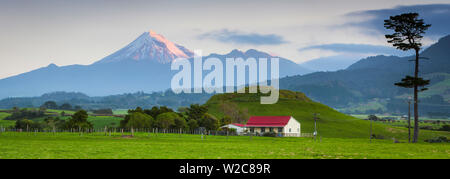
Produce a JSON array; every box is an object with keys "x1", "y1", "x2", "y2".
[
  {"x1": 0, "y1": 132, "x2": 448, "y2": 159},
  {"x1": 351, "y1": 114, "x2": 449, "y2": 130},
  {"x1": 0, "y1": 112, "x2": 11, "y2": 120},
  {"x1": 351, "y1": 114, "x2": 450, "y2": 121},
  {"x1": 45, "y1": 109, "x2": 77, "y2": 115},
  {"x1": 113, "y1": 109, "x2": 129, "y2": 115},
  {"x1": 0, "y1": 112, "x2": 14, "y2": 128},
  {"x1": 87, "y1": 116, "x2": 123, "y2": 128}
]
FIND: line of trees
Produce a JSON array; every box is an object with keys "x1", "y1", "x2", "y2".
[
  {"x1": 41, "y1": 101, "x2": 82, "y2": 111},
  {"x1": 14, "y1": 110, "x2": 93, "y2": 131},
  {"x1": 4, "y1": 108, "x2": 45, "y2": 121},
  {"x1": 9, "y1": 101, "x2": 250, "y2": 133},
  {"x1": 119, "y1": 104, "x2": 222, "y2": 131}
]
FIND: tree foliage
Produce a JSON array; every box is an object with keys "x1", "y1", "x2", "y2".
[
  {"x1": 143, "y1": 106, "x2": 174, "y2": 119},
  {"x1": 187, "y1": 119, "x2": 199, "y2": 130},
  {"x1": 120, "y1": 111, "x2": 153, "y2": 129},
  {"x1": 15, "y1": 119, "x2": 35, "y2": 129},
  {"x1": 155, "y1": 112, "x2": 178, "y2": 129},
  {"x1": 394, "y1": 75, "x2": 430, "y2": 91},
  {"x1": 41, "y1": 101, "x2": 58, "y2": 109},
  {"x1": 65, "y1": 110, "x2": 93, "y2": 129},
  {"x1": 5, "y1": 108, "x2": 45, "y2": 121},
  {"x1": 384, "y1": 13, "x2": 431, "y2": 51},
  {"x1": 186, "y1": 104, "x2": 208, "y2": 121},
  {"x1": 219, "y1": 101, "x2": 249, "y2": 123},
  {"x1": 199, "y1": 113, "x2": 220, "y2": 131},
  {"x1": 59, "y1": 103, "x2": 73, "y2": 110}
]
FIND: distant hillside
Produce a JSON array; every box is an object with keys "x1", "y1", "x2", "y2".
[
  {"x1": 348, "y1": 35, "x2": 450, "y2": 74},
  {"x1": 0, "y1": 91, "x2": 213, "y2": 110},
  {"x1": 280, "y1": 35, "x2": 450, "y2": 115},
  {"x1": 204, "y1": 89, "x2": 447, "y2": 139},
  {"x1": 300, "y1": 55, "x2": 363, "y2": 72}
]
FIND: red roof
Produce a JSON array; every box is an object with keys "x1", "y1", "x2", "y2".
[
  {"x1": 246, "y1": 116, "x2": 291, "y2": 127},
  {"x1": 231, "y1": 123, "x2": 245, "y2": 127}
]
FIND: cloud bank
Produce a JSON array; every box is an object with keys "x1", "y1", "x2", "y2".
[
  {"x1": 346, "y1": 4, "x2": 450, "y2": 36},
  {"x1": 299, "y1": 43, "x2": 413, "y2": 56},
  {"x1": 198, "y1": 29, "x2": 288, "y2": 45}
]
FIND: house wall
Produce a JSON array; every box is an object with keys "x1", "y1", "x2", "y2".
[
  {"x1": 249, "y1": 127, "x2": 283, "y2": 134},
  {"x1": 283, "y1": 117, "x2": 301, "y2": 137}
]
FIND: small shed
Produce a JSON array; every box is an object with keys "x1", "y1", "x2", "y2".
[{"x1": 221, "y1": 123, "x2": 246, "y2": 134}]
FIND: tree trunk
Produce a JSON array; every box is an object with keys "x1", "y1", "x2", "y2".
[
  {"x1": 413, "y1": 49, "x2": 420, "y2": 143},
  {"x1": 408, "y1": 100, "x2": 411, "y2": 143}
]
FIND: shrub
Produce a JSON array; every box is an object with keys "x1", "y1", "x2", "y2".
[
  {"x1": 92, "y1": 109, "x2": 113, "y2": 115},
  {"x1": 438, "y1": 125, "x2": 450, "y2": 132},
  {"x1": 424, "y1": 136, "x2": 449, "y2": 143},
  {"x1": 419, "y1": 126, "x2": 433, "y2": 130},
  {"x1": 262, "y1": 132, "x2": 277, "y2": 137},
  {"x1": 371, "y1": 134, "x2": 385, "y2": 139}
]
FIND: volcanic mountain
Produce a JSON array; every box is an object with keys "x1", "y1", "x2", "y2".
[
  {"x1": 0, "y1": 30, "x2": 311, "y2": 99},
  {"x1": 95, "y1": 30, "x2": 194, "y2": 64}
]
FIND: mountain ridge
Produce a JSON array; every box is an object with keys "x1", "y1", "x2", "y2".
[
  {"x1": 280, "y1": 34, "x2": 450, "y2": 115},
  {"x1": 0, "y1": 30, "x2": 311, "y2": 99}
]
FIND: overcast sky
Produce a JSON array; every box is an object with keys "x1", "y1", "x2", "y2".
[{"x1": 1, "y1": 0, "x2": 449, "y2": 79}]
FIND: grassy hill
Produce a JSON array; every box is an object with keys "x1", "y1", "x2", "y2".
[{"x1": 205, "y1": 89, "x2": 449, "y2": 141}]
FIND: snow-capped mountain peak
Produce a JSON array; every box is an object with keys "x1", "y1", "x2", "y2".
[{"x1": 95, "y1": 30, "x2": 194, "y2": 64}]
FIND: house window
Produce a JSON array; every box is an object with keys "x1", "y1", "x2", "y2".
[
  {"x1": 289, "y1": 128, "x2": 291, "y2": 132},
  {"x1": 250, "y1": 128, "x2": 254, "y2": 133},
  {"x1": 261, "y1": 127, "x2": 266, "y2": 133},
  {"x1": 269, "y1": 127, "x2": 273, "y2": 132},
  {"x1": 278, "y1": 128, "x2": 283, "y2": 133}
]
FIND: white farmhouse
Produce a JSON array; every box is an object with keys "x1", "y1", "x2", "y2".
[{"x1": 245, "y1": 116, "x2": 301, "y2": 137}]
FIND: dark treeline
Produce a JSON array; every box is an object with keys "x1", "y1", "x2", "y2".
[
  {"x1": 5, "y1": 102, "x2": 249, "y2": 134},
  {"x1": 13, "y1": 110, "x2": 92, "y2": 131},
  {"x1": 41, "y1": 101, "x2": 82, "y2": 111},
  {"x1": 0, "y1": 91, "x2": 213, "y2": 111},
  {"x1": 120, "y1": 104, "x2": 226, "y2": 132}
]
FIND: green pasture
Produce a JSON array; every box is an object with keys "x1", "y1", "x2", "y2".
[{"x1": 0, "y1": 132, "x2": 448, "y2": 159}]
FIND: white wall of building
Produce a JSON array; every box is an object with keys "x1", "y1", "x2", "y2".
[
  {"x1": 283, "y1": 117, "x2": 301, "y2": 137},
  {"x1": 221, "y1": 124, "x2": 245, "y2": 134}
]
